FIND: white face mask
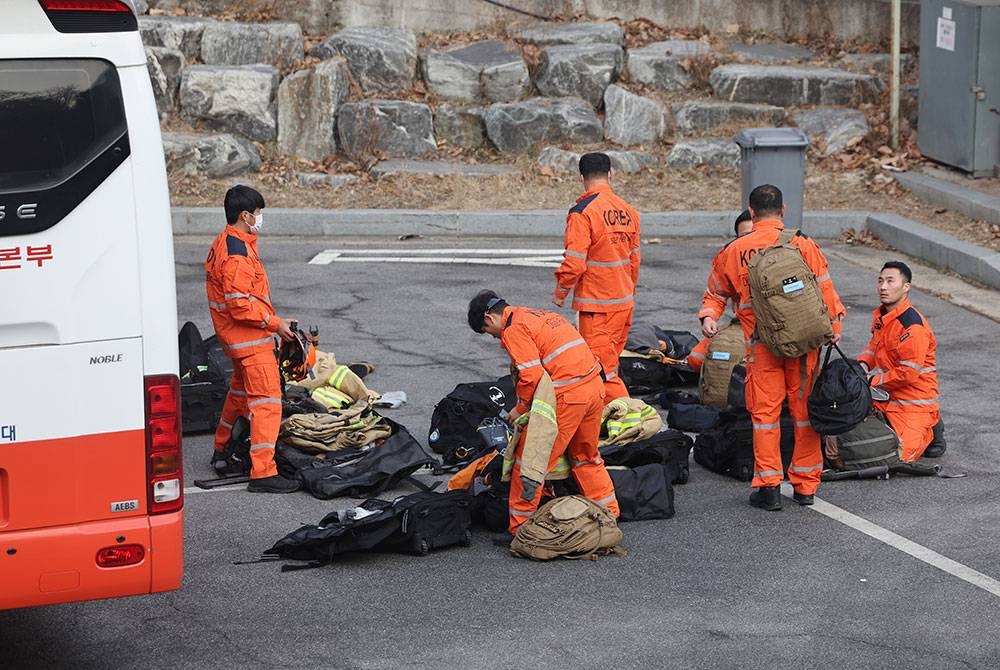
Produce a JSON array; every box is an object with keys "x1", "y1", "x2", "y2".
[{"x1": 249, "y1": 212, "x2": 263, "y2": 234}]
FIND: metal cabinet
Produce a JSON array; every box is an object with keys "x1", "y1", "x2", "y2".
[{"x1": 918, "y1": 0, "x2": 1000, "y2": 177}]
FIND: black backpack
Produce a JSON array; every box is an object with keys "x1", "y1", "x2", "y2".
[
  {"x1": 178, "y1": 321, "x2": 233, "y2": 434},
  {"x1": 618, "y1": 357, "x2": 674, "y2": 395},
  {"x1": 808, "y1": 344, "x2": 872, "y2": 436},
  {"x1": 428, "y1": 377, "x2": 516, "y2": 466},
  {"x1": 263, "y1": 490, "x2": 473, "y2": 569}
]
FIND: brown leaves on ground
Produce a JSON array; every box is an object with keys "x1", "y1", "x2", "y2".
[{"x1": 841, "y1": 228, "x2": 890, "y2": 249}]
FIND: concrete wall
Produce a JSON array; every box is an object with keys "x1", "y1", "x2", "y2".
[{"x1": 148, "y1": 0, "x2": 920, "y2": 43}]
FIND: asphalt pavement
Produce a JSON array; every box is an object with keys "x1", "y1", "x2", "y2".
[{"x1": 3, "y1": 235, "x2": 1000, "y2": 669}]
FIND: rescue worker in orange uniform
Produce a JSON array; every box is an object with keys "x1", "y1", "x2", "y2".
[
  {"x1": 205, "y1": 185, "x2": 299, "y2": 493},
  {"x1": 700, "y1": 186, "x2": 846, "y2": 510},
  {"x1": 687, "y1": 210, "x2": 753, "y2": 373},
  {"x1": 553, "y1": 153, "x2": 640, "y2": 401},
  {"x1": 856, "y1": 261, "x2": 940, "y2": 462},
  {"x1": 468, "y1": 290, "x2": 619, "y2": 541}
]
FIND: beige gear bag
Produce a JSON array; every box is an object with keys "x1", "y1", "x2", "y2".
[
  {"x1": 698, "y1": 321, "x2": 746, "y2": 408},
  {"x1": 510, "y1": 495, "x2": 625, "y2": 561},
  {"x1": 747, "y1": 229, "x2": 833, "y2": 358}
]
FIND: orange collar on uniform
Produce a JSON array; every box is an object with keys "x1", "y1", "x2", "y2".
[
  {"x1": 500, "y1": 305, "x2": 515, "y2": 333},
  {"x1": 751, "y1": 218, "x2": 784, "y2": 233},
  {"x1": 226, "y1": 224, "x2": 258, "y2": 247},
  {"x1": 876, "y1": 296, "x2": 912, "y2": 324},
  {"x1": 577, "y1": 182, "x2": 613, "y2": 202}
]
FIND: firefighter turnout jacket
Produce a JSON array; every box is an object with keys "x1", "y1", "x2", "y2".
[
  {"x1": 205, "y1": 226, "x2": 282, "y2": 359},
  {"x1": 554, "y1": 183, "x2": 640, "y2": 313}
]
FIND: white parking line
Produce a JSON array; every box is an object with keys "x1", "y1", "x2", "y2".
[
  {"x1": 782, "y1": 483, "x2": 1000, "y2": 598},
  {"x1": 309, "y1": 248, "x2": 566, "y2": 267}
]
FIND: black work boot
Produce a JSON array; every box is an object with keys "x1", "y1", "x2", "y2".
[
  {"x1": 749, "y1": 485, "x2": 782, "y2": 511},
  {"x1": 247, "y1": 475, "x2": 300, "y2": 494},
  {"x1": 793, "y1": 491, "x2": 815, "y2": 506}
]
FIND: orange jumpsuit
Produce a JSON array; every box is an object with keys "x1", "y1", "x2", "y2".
[
  {"x1": 205, "y1": 227, "x2": 284, "y2": 480},
  {"x1": 554, "y1": 183, "x2": 640, "y2": 401},
  {"x1": 700, "y1": 219, "x2": 845, "y2": 495},
  {"x1": 500, "y1": 306, "x2": 619, "y2": 532},
  {"x1": 857, "y1": 298, "x2": 939, "y2": 461}
]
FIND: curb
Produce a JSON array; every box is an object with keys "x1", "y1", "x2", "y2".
[
  {"x1": 172, "y1": 207, "x2": 868, "y2": 239},
  {"x1": 893, "y1": 171, "x2": 1000, "y2": 226},
  {"x1": 866, "y1": 213, "x2": 1000, "y2": 290}
]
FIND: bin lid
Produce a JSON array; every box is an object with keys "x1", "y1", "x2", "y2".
[{"x1": 734, "y1": 127, "x2": 809, "y2": 149}]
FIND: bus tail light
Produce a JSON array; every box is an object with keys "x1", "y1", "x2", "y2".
[
  {"x1": 144, "y1": 375, "x2": 183, "y2": 515},
  {"x1": 96, "y1": 544, "x2": 145, "y2": 568}
]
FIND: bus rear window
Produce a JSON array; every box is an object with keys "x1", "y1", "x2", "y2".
[{"x1": 0, "y1": 59, "x2": 126, "y2": 192}]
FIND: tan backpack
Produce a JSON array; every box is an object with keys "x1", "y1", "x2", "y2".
[
  {"x1": 747, "y1": 229, "x2": 833, "y2": 359},
  {"x1": 510, "y1": 496, "x2": 625, "y2": 561},
  {"x1": 698, "y1": 321, "x2": 746, "y2": 408}
]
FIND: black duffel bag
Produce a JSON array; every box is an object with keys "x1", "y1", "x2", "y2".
[
  {"x1": 607, "y1": 463, "x2": 675, "y2": 522},
  {"x1": 808, "y1": 343, "x2": 872, "y2": 436}
]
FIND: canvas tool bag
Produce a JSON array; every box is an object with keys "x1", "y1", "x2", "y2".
[
  {"x1": 699, "y1": 321, "x2": 746, "y2": 409},
  {"x1": 510, "y1": 495, "x2": 624, "y2": 561}
]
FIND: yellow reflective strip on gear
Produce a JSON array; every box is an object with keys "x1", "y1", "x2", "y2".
[
  {"x1": 530, "y1": 399, "x2": 557, "y2": 424},
  {"x1": 550, "y1": 457, "x2": 571, "y2": 473},
  {"x1": 330, "y1": 365, "x2": 350, "y2": 389}
]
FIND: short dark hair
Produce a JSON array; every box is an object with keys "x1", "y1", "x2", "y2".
[
  {"x1": 734, "y1": 209, "x2": 752, "y2": 236},
  {"x1": 224, "y1": 185, "x2": 265, "y2": 224},
  {"x1": 579, "y1": 152, "x2": 612, "y2": 179},
  {"x1": 748, "y1": 184, "x2": 783, "y2": 219},
  {"x1": 468, "y1": 289, "x2": 508, "y2": 333},
  {"x1": 881, "y1": 260, "x2": 912, "y2": 283}
]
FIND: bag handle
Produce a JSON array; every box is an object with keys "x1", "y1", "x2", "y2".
[{"x1": 820, "y1": 342, "x2": 870, "y2": 389}]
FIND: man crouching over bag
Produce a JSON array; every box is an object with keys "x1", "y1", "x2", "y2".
[{"x1": 468, "y1": 290, "x2": 620, "y2": 544}]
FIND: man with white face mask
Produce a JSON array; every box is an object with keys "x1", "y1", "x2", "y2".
[{"x1": 205, "y1": 185, "x2": 299, "y2": 493}]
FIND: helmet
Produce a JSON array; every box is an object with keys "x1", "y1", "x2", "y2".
[{"x1": 279, "y1": 324, "x2": 317, "y2": 382}]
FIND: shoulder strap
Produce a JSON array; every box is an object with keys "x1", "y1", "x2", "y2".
[{"x1": 778, "y1": 228, "x2": 798, "y2": 245}]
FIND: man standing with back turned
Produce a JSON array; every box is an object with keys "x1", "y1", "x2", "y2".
[
  {"x1": 701, "y1": 185, "x2": 846, "y2": 510},
  {"x1": 205, "y1": 185, "x2": 300, "y2": 493},
  {"x1": 553, "y1": 152, "x2": 640, "y2": 401}
]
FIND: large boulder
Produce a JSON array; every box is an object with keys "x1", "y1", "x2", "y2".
[
  {"x1": 538, "y1": 146, "x2": 657, "y2": 174},
  {"x1": 200, "y1": 21, "x2": 304, "y2": 70},
  {"x1": 626, "y1": 40, "x2": 711, "y2": 91},
  {"x1": 603, "y1": 85, "x2": 667, "y2": 147},
  {"x1": 312, "y1": 27, "x2": 417, "y2": 93},
  {"x1": 145, "y1": 47, "x2": 185, "y2": 118},
  {"x1": 422, "y1": 40, "x2": 528, "y2": 103},
  {"x1": 535, "y1": 44, "x2": 623, "y2": 107},
  {"x1": 671, "y1": 101, "x2": 785, "y2": 134},
  {"x1": 710, "y1": 64, "x2": 883, "y2": 106},
  {"x1": 162, "y1": 132, "x2": 261, "y2": 177},
  {"x1": 730, "y1": 41, "x2": 814, "y2": 63},
  {"x1": 337, "y1": 100, "x2": 436, "y2": 158},
  {"x1": 139, "y1": 16, "x2": 214, "y2": 62},
  {"x1": 434, "y1": 104, "x2": 488, "y2": 149},
  {"x1": 180, "y1": 65, "x2": 279, "y2": 142},
  {"x1": 791, "y1": 108, "x2": 870, "y2": 155},
  {"x1": 277, "y1": 58, "x2": 350, "y2": 161},
  {"x1": 515, "y1": 22, "x2": 623, "y2": 46},
  {"x1": 667, "y1": 139, "x2": 741, "y2": 168},
  {"x1": 483, "y1": 97, "x2": 603, "y2": 153}
]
